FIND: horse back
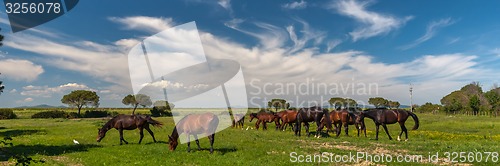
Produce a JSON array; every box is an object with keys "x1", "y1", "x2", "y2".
[{"x1": 180, "y1": 113, "x2": 219, "y2": 135}]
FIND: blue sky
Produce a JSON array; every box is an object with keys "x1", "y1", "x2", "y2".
[{"x1": 0, "y1": 0, "x2": 499, "y2": 108}]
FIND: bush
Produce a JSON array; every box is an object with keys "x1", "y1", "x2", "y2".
[
  {"x1": 150, "y1": 107, "x2": 172, "y2": 117},
  {"x1": 83, "y1": 110, "x2": 109, "y2": 118},
  {"x1": 31, "y1": 110, "x2": 67, "y2": 119},
  {"x1": 0, "y1": 109, "x2": 17, "y2": 119}
]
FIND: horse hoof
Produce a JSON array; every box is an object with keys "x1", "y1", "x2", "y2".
[{"x1": 397, "y1": 136, "x2": 401, "y2": 141}]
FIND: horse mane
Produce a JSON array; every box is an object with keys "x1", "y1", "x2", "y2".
[{"x1": 102, "y1": 116, "x2": 119, "y2": 130}]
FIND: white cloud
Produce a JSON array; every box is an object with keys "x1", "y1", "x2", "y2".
[
  {"x1": 400, "y1": 18, "x2": 455, "y2": 50},
  {"x1": 20, "y1": 83, "x2": 92, "y2": 97},
  {"x1": 326, "y1": 39, "x2": 342, "y2": 52},
  {"x1": 4, "y1": 33, "x2": 130, "y2": 93},
  {"x1": 282, "y1": 0, "x2": 307, "y2": 10},
  {"x1": 0, "y1": 59, "x2": 44, "y2": 81},
  {"x1": 108, "y1": 16, "x2": 174, "y2": 33},
  {"x1": 329, "y1": 0, "x2": 413, "y2": 41},
  {"x1": 24, "y1": 98, "x2": 33, "y2": 102},
  {"x1": 9, "y1": 89, "x2": 17, "y2": 93},
  {"x1": 224, "y1": 18, "x2": 244, "y2": 29},
  {"x1": 218, "y1": 0, "x2": 231, "y2": 10}
]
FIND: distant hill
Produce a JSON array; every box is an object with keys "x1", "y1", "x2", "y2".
[{"x1": 15, "y1": 104, "x2": 67, "y2": 108}]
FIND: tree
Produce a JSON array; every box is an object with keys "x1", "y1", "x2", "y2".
[
  {"x1": 388, "y1": 101, "x2": 400, "y2": 109},
  {"x1": 153, "y1": 100, "x2": 175, "y2": 111},
  {"x1": 485, "y1": 87, "x2": 500, "y2": 117},
  {"x1": 61, "y1": 90, "x2": 100, "y2": 115},
  {"x1": 416, "y1": 102, "x2": 441, "y2": 113},
  {"x1": 344, "y1": 98, "x2": 358, "y2": 109},
  {"x1": 469, "y1": 95, "x2": 480, "y2": 116},
  {"x1": 368, "y1": 97, "x2": 389, "y2": 108},
  {"x1": 267, "y1": 99, "x2": 289, "y2": 112},
  {"x1": 329, "y1": 97, "x2": 344, "y2": 110},
  {"x1": 122, "y1": 94, "x2": 152, "y2": 115},
  {"x1": 0, "y1": 73, "x2": 4, "y2": 95}
]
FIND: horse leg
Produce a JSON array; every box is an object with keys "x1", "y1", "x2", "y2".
[
  {"x1": 209, "y1": 134, "x2": 215, "y2": 154},
  {"x1": 145, "y1": 125, "x2": 157, "y2": 142},
  {"x1": 187, "y1": 134, "x2": 191, "y2": 152},
  {"x1": 119, "y1": 128, "x2": 128, "y2": 145},
  {"x1": 336, "y1": 123, "x2": 342, "y2": 137},
  {"x1": 138, "y1": 127, "x2": 144, "y2": 144},
  {"x1": 263, "y1": 121, "x2": 267, "y2": 130},
  {"x1": 382, "y1": 124, "x2": 392, "y2": 140},
  {"x1": 193, "y1": 134, "x2": 201, "y2": 150},
  {"x1": 400, "y1": 122, "x2": 409, "y2": 141},
  {"x1": 305, "y1": 123, "x2": 310, "y2": 137},
  {"x1": 255, "y1": 120, "x2": 260, "y2": 130},
  {"x1": 344, "y1": 123, "x2": 349, "y2": 136},
  {"x1": 375, "y1": 125, "x2": 380, "y2": 140}
]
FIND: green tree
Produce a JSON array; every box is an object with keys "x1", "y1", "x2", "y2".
[
  {"x1": 469, "y1": 95, "x2": 480, "y2": 116},
  {"x1": 329, "y1": 97, "x2": 344, "y2": 110},
  {"x1": 0, "y1": 73, "x2": 4, "y2": 95},
  {"x1": 388, "y1": 101, "x2": 400, "y2": 109},
  {"x1": 122, "y1": 94, "x2": 152, "y2": 115},
  {"x1": 267, "y1": 99, "x2": 289, "y2": 112},
  {"x1": 416, "y1": 102, "x2": 441, "y2": 113},
  {"x1": 153, "y1": 100, "x2": 175, "y2": 111},
  {"x1": 368, "y1": 97, "x2": 389, "y2": 108},
  {"x1": 344, "y1": 98, "x2": 358, "y2": 109},
  {"x1": 485, "y1": 87, "x2": 500, "y2": 116},
  {"x1": 61, "y1": 90, "x2": 100, "y2": 115}
]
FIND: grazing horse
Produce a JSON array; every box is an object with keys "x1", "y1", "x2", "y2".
[
  {"x1": 276, "y1": 110, "x2": 297, "y2": 131},
  {"x1": 232, "y1": 114, "x2": 245, "y2": 128},
  {"x1": 295, "y1": 106, "x2": 332, "y2": 137},
  {"x1": 249, "y1": 112, "x2": 279, "y2": 130},
  {"x1": 97, "y1": 114, "x2": 162, "y2": 145},
  {"x1": 356, "y1": 109, "x2": 419, "y2": 141},
  {"x1": 328, "y1": 110, "x2": 366, "y2": 137},
  {"x1": 168, "y1": 112, "x2": 219, "y2": 153}
]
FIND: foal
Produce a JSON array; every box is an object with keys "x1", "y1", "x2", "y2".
[{"x1": 168, "y1": 112, "x2": 219, "y2": 153}]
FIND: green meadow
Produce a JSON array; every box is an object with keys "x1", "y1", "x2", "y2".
[{"x1": 0, "y1": 109, "x2": 499, "y2": 165}]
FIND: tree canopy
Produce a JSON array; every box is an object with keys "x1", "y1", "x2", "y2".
[
  {"x1": 267, "y1": 99, "x2": 289, "y2": 112},
  {"x1": 368, "y1": 97, "x2": 389, "y2": 108},
  {"x1": 61, "y1": 90, "x2": 100, "y2": 115},
  {"x1": 440, "y1": 82, "x2": 491, "y2": 115},
  {"x1": 329, "y1": 97, "x2": 357, "y2": 110},
  {"x1": 122, "y1": 94, "x2": 152, "y2": 114}
]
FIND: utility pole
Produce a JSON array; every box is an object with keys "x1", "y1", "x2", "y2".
[{"x1": 410, "y1": 83, "x2": 413, "y2": 112}]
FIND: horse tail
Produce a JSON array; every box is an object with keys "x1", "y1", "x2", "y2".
[
  {"x1": 407, "y1": 111, "x2": 419, "y2": 130},
  {"x1": 145, "y1": 116, "x2": 163, "y2": 127}
]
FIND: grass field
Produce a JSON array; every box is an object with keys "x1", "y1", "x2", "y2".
[{"x1": 0, "y1": 109, "x2": 499, "y2": 165}]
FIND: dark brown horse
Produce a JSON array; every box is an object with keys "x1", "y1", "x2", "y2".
[
  {"x1": 328, "y1": 110, "x2": 366, "y2": 137},
  {"x1": 276, "y1": 110, "x2": 297, "y2": 131},
  {"x1": 97, "y1": 114, "x2": 162, "y2": 145},
  {"x1": 168, "y1": 112, "x2": 219, "y2": 153},
  {"x1": 356, "y1": 108, "x2": 419, "y2": 140},
  {"x1": 232, "y1": 113, "x2": 245, "y2": 128},
  {"x1": 295, "y1": 106, "x2": 332, "y2": 137},
  {"x1": 249, "y1": 112, "x2": 279, "y2": 130}
]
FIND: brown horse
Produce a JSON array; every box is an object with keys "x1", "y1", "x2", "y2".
[
  {"x1": 276, "y1": 110, "x2": 297, "y2": 131},
  {"x1": 249, "y1": 112, "x2": 279, "y2": 130},
  {"x1": 328, "y1": 110, "x2": 366, "y2": 137},
  {"x1": 356, "y1": 108, "x2": 419, "y2": 141},
  {"x1": 232, "y1": 113, "x2": 245, "y2": 128},
  {"x1": 295, "y1": 106, "x2": 332, "y2": 137},
  {"x1": 168, "y1": 112, "x2": 219, "y2": 153},
  {"x1": 97, "y1": 114, "x2": 162, "y2": 145}
]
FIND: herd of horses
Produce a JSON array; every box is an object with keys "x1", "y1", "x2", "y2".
[
  {"x1": 95, "y1": 106, "x2": 419, "y2": 154},
  {"x1": 243, "y1": 106, "x2": 420, "y2": 141}
]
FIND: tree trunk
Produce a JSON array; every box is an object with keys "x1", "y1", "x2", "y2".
[
  {"x1": 132, "y1": 104, "x2": 138, "y2": 115},
  {"x1": 77, "y1": 106, "x2": 82, "y2": 115}
]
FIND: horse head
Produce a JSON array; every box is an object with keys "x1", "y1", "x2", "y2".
[
  {"x1": 355, "y1": 112, "x2": 365, "y2": 130},
  {"x1": 168, "y1": 135, "x2": 178, "y2": 151},
  {"x1": 249, "y1": 113, "x2": 257, "y2": 122},
  {"x1": 96, "y1": 128, "x2": 107, "y2": 142}
]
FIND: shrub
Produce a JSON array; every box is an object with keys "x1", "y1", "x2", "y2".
[
  {"x1": 0, "y1": 109, "x2": 17, "y2": 119},
  {"x1": 83, "y1": 110, "x2": 109, "y2": 118},
  {"x1": 31, "y1": 110, "x2": 67, "y2": 119},
  {"x1": 150, "y1": 107, "x2": 172, "y2": 117},
  {"x1": 67, "y1": 112, "x2": 81, "y2": 119}
]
